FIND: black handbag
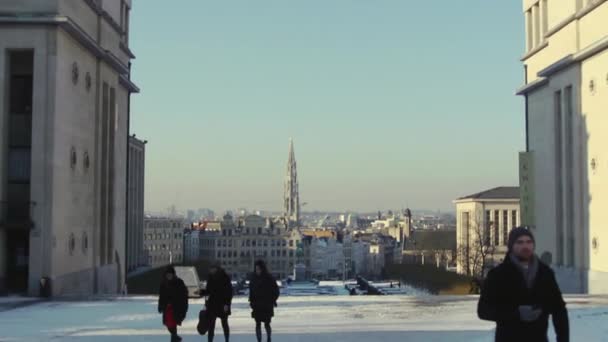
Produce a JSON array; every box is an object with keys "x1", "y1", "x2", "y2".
[{"x1": 197, "y1": 309, "x2": 209, "y2": 335}]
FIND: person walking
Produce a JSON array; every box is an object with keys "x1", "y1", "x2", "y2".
[
  {"x1": 249, "y1": 260, "x2": 280, "y2": 342},
  {"x1": 201, "y1": 264, "x2": 233, "y2": 342},
  {"x1": 478, "y1": 227, "x2": 569, "y2": 342},
  {"x1": 158, "y1": 265, "x2": 189, "y2": 342}
]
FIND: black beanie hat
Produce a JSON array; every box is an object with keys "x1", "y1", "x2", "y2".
[
  {"x1": 508, "y1": 227, "x2": 535, "y2": 251},
  {"x1": 165, "y1": 265, "x2": 176, "y2": 275}
]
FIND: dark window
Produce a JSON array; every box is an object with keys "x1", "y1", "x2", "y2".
[
  {"x1": 512, "y1": 210, "x2": 518, "y2": 229},
  {"x1": 493, "y1": 210, "x2": 500, "y2": 246}
]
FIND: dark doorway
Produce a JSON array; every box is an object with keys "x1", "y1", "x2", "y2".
[{"x1": 5, "y1": 230, "x2": 29, "y2": 293}]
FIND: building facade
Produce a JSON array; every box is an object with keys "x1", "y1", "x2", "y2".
[
  {"x1": 0, "y1": 0, "x2": 138, "y2": 295},
  {"x1": 126, "y1": 135, "x2": 146, "y2": 274},
  {"x1": 143, "y1": 218, "x2": 184, "y2": 268},
  {"x1": 183, "y1": 229, "x2": 200, "y2": 264},
  {"x1": 210, "y1": 214, "x2": 301, "y2": 280},
  {"x1": 183, "y1": 225, "x2": 220, "y2": 264},
  {"x1": 516, "y1": 0, "x2": 608, "y2": 294},
  {"x1": 454, "y1": 187, "x2": 520, "y2": 276},
  {"x1": 351, "y1": 239, "x2": 371, "y2": 276}
]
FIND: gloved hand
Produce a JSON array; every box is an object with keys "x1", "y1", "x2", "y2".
[
  {"x1": 158, "y1": 308, "x2": 163, "y2": 314},
  {"x1": 518, "y1": 305, "x2": 542, "y2": 322},
  {"x1": 274, "y1": 302, "x2": 278, "y2": 308}
]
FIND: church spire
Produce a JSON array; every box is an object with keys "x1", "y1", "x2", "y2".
[{"x1": 284, "y1": 138, "x2": 300, "y2": 226}]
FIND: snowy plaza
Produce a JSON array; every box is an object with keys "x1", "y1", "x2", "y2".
[{"x1": 1, "y1": 295, "x2": 608, "y2": 341}]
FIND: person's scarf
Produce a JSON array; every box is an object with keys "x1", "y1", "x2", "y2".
[{"x1": 509, "y1": 253, "x2": 539, "y2": 289}]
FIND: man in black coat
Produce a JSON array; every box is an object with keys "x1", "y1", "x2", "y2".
[
  {"x1": 158, "y1": 266, "x2": 189, "y2": 342},
  {"x1": 478, "y1": 227, "x2": 569, "y2": 342},
  {"x1": 201, "y1": 264, "x2": 233, "y2": 342}
]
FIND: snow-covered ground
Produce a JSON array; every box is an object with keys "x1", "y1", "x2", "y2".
[{"x1": 0, "y1": 295, "x2": 607, "y2": 341}]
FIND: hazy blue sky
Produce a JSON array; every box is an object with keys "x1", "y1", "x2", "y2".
[{"x1": 130, "y1": 0, "x2": 526, "y2": 214}]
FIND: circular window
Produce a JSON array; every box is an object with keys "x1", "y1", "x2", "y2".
[
  {"x1": 70, "y1": 147, "x2": 77, "y2": 169},
  {"x1": 592, "y1": 237, "x2": 599, "y2": 251},
  {"x1": 83, "y1": 151, "x2": 90, "y2": 171},
  {"x1": 82, "y1": 232, "x2": 89, "y2": 254},
  {"x1": 68, "y1": 233, "x2": 76, "y2": 256},
  {"x1": 72, "y1": 62, "x2": 79, "y2": 85}
]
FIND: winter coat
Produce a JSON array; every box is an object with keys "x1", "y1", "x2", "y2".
[
  {"x1": 201, "y1": 271, "x2": 233, "y2": 318},
  {"x1": 478, "y1": 255, "x2": 569, "y2": 342},
  {"x1": 249, "y1": 274, "x2": 280, "y2": 323},
  {"x1": 158, "y1": 278, "x2": 189, "y2": 326}
]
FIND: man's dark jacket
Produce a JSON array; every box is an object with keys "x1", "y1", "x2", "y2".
[{"x1": 477, "y1": 255, "x2": 569, "y2": 342}]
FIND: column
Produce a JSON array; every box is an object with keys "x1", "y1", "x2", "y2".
[
  {"x1": 526, "y1": 10, "x2": 533, "y2": 51},
  {"x1": 532, "y1": 4, "x2": 540, "y2": 48}
]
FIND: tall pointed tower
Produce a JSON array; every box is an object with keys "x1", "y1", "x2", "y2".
[{"x1": 284, "y1": 138, "x2": 300, "y2": 225}]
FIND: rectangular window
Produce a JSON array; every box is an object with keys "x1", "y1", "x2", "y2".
[
  {"x1": 106, "y1": 86, "x2": 116, "y2": 264},
  {"x1": 555, "y1": 90, "x2": 564, "y2": 265},
  {"x1": 565, "y1": 86, "x2": 575, "y2": 266},
  {"x1": 100, "y1": 82, "x2": 109, "y2": 265},
  {"x1": 493, "y1": 210, "x2": 500, "y2": 246},
  {"x1": 461, "y1": 211, "x2": 470, "y2": 249},
  {"x1": 541, "y1": 0, "x2": 548, "y2": 35},
  {"x1": 502, "y1": 210, "x2": 509, "y2": 245},
  {"x1": 7, "y1": 148, "x2": 31, "y2": 182},
  {"x1": 526, "y1": 10, "x2": 533, "y2": 50},
  {"x1": 533, "y1": 4, "x2": 541, "y2": 47}
]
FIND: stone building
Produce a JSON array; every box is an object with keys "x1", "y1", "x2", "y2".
[{"x1": 0, "y1": 0, "x2": 139, "y2": 295}]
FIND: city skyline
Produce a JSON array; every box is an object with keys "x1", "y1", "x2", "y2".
[{"x1": 130, "y1": 1, "x2": 525, "y2": 213}]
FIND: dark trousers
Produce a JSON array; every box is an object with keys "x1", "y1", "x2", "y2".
[
  {"x1": 208, "y1": 316, "x2": 230, "y2": 342},
  {"x1": 255, "y1": 320, "x2": 272, "y2": 342}
]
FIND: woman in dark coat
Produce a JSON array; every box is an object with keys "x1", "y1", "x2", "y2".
[
  {"x1": 201, "y1": 264, "x2": 233, "y2": 342},
  {"x1": 249, "y1": 260, "x2": 280, "y2": 342},
  {"x1": 158, "y1": 266, "x2": 189, "y2": 342}
]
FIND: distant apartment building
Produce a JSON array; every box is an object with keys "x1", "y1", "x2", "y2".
[
  {"x1": 351, "y1": 239, "x2": 371, "y2": 276},
  {"x1": 210, "y1": 214, "x2": 300, "y2": 280},
  {"x1": 301, "y1": 230, "x2": 346, "y2": 280},
  {"x1": 183, "y1": 223, "x2": 221, "y2": 264},
  {"x1": 0, "y1": 0, "x2": 138, "y2": 296},
  {"x1": 183, "y1": 229, "x2": 201, "y2": 264},
  {"x1": 454, "y1": 187, "x2": 520, "y2": 276},
  {"x1": 516, "y1": 0, "x2": 608, "y2": 294},
  {"x1": 143, "y1": 218, "x2": 185, "y2": 267},
  {"x1": 126, "y1": 135, "x2": 146, "y2": 273},
  {"x1": 354, "y1": 232, "x2": 399, "y2": 277}
]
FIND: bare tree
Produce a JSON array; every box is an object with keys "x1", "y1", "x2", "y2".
[{"x1": 458, "y1": 211, "x2": 497, "y2": 281}]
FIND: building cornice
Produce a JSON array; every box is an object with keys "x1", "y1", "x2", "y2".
[
  {"x1": 521, "y1": 41, "x2": 549, "y2": 62},
  {"x1": 516, "y1": 77, "x2": 549, "y2": 96},
  {"x1": 573, "y1": 35, "x2": 608, "y2": 62},
  {"x1": 544, "y1": 14, "x2": 576, "y2": 40},
  {"x1": 538, "y1": 55, "x2": 574, "y2": 77},
  {"x1": 453, "y1": 198, "x2": 520, "y2": 205},
  {"x1": 119, "y1": 74, "x2": 140, "y2": 93},
  {"x1": 83, "y1": 0, "x2": 124, "y2": 36},
  {"x1": 120, "y1": 41, "x2": 136, "y2": 59},
  {"x1": 0, "y1": 15, "x2": 139, "y2": 90},
  {"x1": 576, "y1": 0, "x2": 608, "y2": 21}
]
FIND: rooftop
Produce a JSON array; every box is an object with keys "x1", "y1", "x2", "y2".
[{"x1": 456, "y1": 186, "x2": 520, "y2": 201}]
